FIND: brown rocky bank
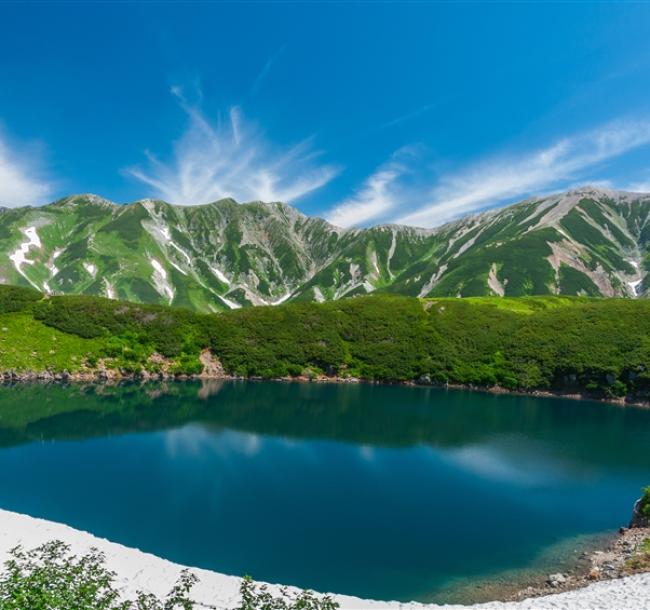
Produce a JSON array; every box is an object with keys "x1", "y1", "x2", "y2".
[{"x1": 1, "y1": 354, "x2": 650, "y2": 410}]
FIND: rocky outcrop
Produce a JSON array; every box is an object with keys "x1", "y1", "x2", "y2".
[
  {"x1": 198, "y1": 349, "x2": 227, "y2": 378},
  {"x1": 0, "y1": 349, "x2": 233, "y2": 384},
  {"x1": 630, "y1": 497, "x2": 650, "y2": 528}
]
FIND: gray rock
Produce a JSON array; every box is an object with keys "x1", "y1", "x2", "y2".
[
  {"x1": 630, "y1": 498, "x2": 650, "y2": 528},
  {"x1": 547, "y1": 573, "x2": 567, "y2": 587}
]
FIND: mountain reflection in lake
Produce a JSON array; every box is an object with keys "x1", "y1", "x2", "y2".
[{"x1": 0, "y1": 380, "x2": 648, "y2": 603}]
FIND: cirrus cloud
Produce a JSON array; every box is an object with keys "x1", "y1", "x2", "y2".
[
  {"x1": 395, "y1": 119, "x2": 650, "y2": 227},
  {"x1": 126, "y1": 87, "x2": 340, "y2": 206}
]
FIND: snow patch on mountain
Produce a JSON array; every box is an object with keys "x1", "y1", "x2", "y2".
[
  {"x1": 48, "y1": 249, "x2": 62, "y2": 277},
  {"x1": 218, "y1": 294, "x2": 241, "y2": 309},
  {"x1": 418, "y1": 264, "x2": 448, "y2": 297},
  {"x1": 369, "y1": 250, "x2": 380, "y2": 279},
  {"x1": 103, "y1": 279, "x2": 116, "y2": 300},
  {"x1": 266, "y1": 292, "x2": 292, "y2": 306},
  {"x1": 83, "y1": 262, "x2": 97, "y2": 278},
  {"x1": 386, "y1": 229, "x2": 397, "y2": 277},
  {"x1": 628, "y1": 279, "x2": 643, "y2": 295},
  {"x1": 9, "y1": 226, "x2": 42, "y2": 289},
  {"x1": 210, "y1": 266, "x2": 231, "y2": 286},
  {"x1": 488, "y1": 263, "x2": 505, "y2": 297},
  {"x1": 150, "y1": 258, "x2": 174, "y2": 303},
  {"x1": 142, "y1": 205, "x2": 192, "y2": 271}
]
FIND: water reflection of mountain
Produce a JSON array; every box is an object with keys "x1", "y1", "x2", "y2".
[{"x1": 0, "y1": 381, "x2": 648, "y2": 471}]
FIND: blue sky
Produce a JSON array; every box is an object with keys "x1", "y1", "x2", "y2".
[{"x1": 2, "y1": 2, "x2": 650, "y2": 227}]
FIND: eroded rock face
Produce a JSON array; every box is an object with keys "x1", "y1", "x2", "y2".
[
  {"x1": 199, "y1": 349, "x2": 227, "y2": 379},
  {"x1": 630, "y1": 498, "x2": 650, "y2": 528}
]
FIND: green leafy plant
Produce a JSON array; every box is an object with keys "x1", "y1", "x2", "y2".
[
  {"x1": 0, "y1": 541, "x2": 339, "y2": 610},
  {"x1": 639, "y1": 486, "x2": 650, "y2": 518},
  {"x1": 238, "y1": 575, "x2": 338, "y2": 610},
  {"x1": 0, "y1": 541, "x2": 195, "y2": 610}
]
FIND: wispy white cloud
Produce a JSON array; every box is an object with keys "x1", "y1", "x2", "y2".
[
  {"x1": 0, "y1": 130, "x2": 53, "y2": 207},
  {"x1": 395, "y1": 119, "x2": 650, "y2": 227},
  {"x1": 379, "y1": 103, "x2": 437, "y2": 130},
  {"x1": 325, "y1": 162, "x2": 402, "y2": 227},
  {"x1": 251, "y1": 44, "x2": 287, "y2": 96},
  {"x1": 325, "y1": 147, "x2": 418, "y2": 227},
  {"x1": 126, "y1": 87, "x2": 339, "y2": 205}
]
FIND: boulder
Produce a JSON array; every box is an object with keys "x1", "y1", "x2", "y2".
[
  {"x1": 630, "y1": 497, "x2": 650, "y2": 528},
  {"x1": 547, "y1": 573, "x2": 567, "y2": 587}
]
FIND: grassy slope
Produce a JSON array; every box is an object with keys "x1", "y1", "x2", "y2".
[
  {"x1": 0, "y1": 314, "x2": 104, "y2": 372},
  {"x1": 0, "y1": 285, "x2": 648, "y2": 402}
]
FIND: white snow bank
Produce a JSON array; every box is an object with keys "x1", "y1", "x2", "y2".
[{"x1": 0, "y1": 510, "x2": 649, "y2": 610}]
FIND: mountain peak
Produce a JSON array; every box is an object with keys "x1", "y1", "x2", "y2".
[
  {"x1": 54, "y1": 194, "x2": 117, "y2": 208},
  {"x1": 1, "y1": 186, "x2": 648, "y2": 307}
]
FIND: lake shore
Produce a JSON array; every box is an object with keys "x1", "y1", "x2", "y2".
[
  {"x1": 1, "y1": 366, "x2": 649, "y2": 410},
  {"x1": 503, "y1": 525, "x2": 650, "y2": 603},
  {"x1": 1, "y1": 509, "x2": 649, "y2": 610}
]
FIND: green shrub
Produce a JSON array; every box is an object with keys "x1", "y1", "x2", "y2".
[
  {"x1": 170, "y1": 354, "x2": 203, "y2": 376},
  {"x1": 0, "y1": 540, "x2": 195, "y2": 609},
  {"x1": 0, "y1": 285, "x2": 42, "y2": 314},
  {"x1": 238, "y1": 575, "x2": 338, "y2": 610},
  {"x1": 0, "y1": 541, "x2": 339, "y2": 610},
  {"x1": 640, "y1": 486, "x2": 650, "y2": 518}
]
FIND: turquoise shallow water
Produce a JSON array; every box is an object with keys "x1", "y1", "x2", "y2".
[{"x1": 0, "y1": 381, "x2": 648, "y2": 603}]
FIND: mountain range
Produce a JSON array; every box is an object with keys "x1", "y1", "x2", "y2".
[{"x1": 0, "y1": 186, "x2": 648, "y2": 311}]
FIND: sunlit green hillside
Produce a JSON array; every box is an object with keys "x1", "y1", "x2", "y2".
[
  {"x1": 0, "y1": 285, "x2": 648, "y2": 404},
  {"x1": 1, "y1": 186, "x2": 648, "y2": 311}
]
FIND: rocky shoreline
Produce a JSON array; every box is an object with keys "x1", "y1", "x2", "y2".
[
  {"x1": 504, "y1": 525, "x2": 650, "y2": 602},
  {"x1": 0, "y1": 362, "x2": 648, "y2": 410}
]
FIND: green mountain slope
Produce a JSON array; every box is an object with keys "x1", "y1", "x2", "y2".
[
  {"x1": 0, "y1": 186, "x2": 648, "y2": 310},
  {"x1": 1, "y1": 285, "x2": 649, "y2": 403}
]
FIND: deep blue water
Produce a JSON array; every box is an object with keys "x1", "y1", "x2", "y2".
[{"x1": 0, "y1": 381, "x2": 648, "y2": 602}]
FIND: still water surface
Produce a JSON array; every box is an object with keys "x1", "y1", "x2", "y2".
[{"x1": 0, "y1": 381, "x2": 648, "y2": 602}]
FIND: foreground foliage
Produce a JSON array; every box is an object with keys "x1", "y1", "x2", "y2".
[
  {"x1": 639, "y1": 487, "x2": 650, "y2": 518},
  {"x1": 0, "y1": 541, "x2": 338, "y2": 610},
  {"x1": 2, "y1": 285, "x2": 650, "y2": 400},
  {"x1": 239, "y1": 576, "x2": 338, "y2": 610},
  {"x1": 0, "y1": 541, "x2": 194, "y2": 610},
  {"x1": 625, "y1": 538, "x2": 650, "y2": 574}
]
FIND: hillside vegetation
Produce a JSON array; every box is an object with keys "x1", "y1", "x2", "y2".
[
  {"x1": 0, "y1": 285, "x2": 648, "y2": 403},
  {"x1": 0, "y1": 186, "x2": 648, "y2": 311}
]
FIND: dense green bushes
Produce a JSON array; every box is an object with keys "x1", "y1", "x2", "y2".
[
  {"x1": 32, "y1": 296, "x2": 202, "y2": 357},
  {"x1": 3, "y1": 284, "x2": 650, "y2": 400},
  {"x1": 0, "y1": 285, "x2": 41, "y2": 314}
]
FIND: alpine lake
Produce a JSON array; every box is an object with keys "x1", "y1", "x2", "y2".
[{"x1": 0, "y1": 380, "x2": 648, "y2": 604}]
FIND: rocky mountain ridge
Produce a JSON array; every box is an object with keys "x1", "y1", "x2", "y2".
[{"x1": 0, "y1": 186, "x2": 648, "y2": 311}]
